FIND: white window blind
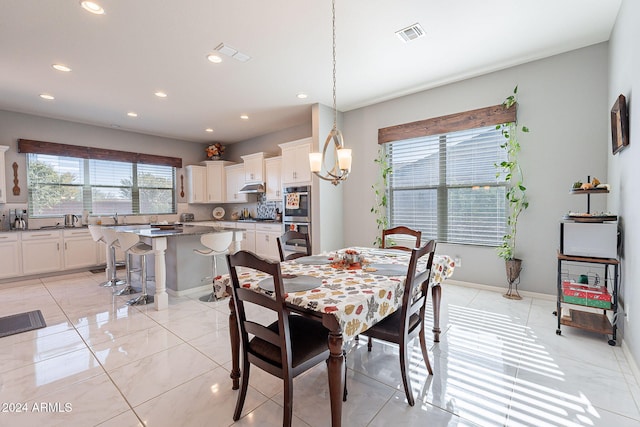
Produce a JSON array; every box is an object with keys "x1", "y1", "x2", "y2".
[
  {"x1": 27, "y1": 154, "x2": 175, "y2": 217},
  {"x1": 388, "y1": 125, "x2": 508, "y2": 246}
]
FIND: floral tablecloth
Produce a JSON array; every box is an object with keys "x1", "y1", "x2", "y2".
[{"x1": 230, "y1": 247, "x2": 455, "y2": 340}]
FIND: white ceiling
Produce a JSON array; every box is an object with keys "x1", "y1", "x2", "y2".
[{"x1": 0, "y1": 0, "x2": 621, "y2": 144}]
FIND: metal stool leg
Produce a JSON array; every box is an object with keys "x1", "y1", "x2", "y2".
[
  {"x1": 199, "y1": 255, "x2": 220, "y2": 302},
  {"x1": 115, "y1": 252, "x2": 141, "y2": 296},
  {"x1": 127, "y1": 253, "x2": 154, "y2": 306},
  {"x1": 101, "y1": 245, "x2": 125, "y2": 287}
]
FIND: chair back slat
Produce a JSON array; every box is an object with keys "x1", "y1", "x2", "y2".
[
  {"x1": 244, "y1": 321, "x2": 282, "y2": 346},
  {"x1": 382, "y1": 226, "x2": 422, "y2": 252},
  {"x1": 277, "y1": 231, "x2": 311, "y2": 261}
]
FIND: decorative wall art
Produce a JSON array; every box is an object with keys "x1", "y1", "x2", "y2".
[{"x1": 611, "y1": 94, "x2": 630, "y2": 155}]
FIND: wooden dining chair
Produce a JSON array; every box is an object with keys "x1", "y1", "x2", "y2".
[
  {"x1": 277, "y1": 230, "x2": 311, "y2": 261},
  {"x1": 382, "y1": 226, "x2": 422, "y2": 251},
  {"x1": 226, "y1": 250, "x2": 331, "y2": 427},
  {"x1": 362, "y1": 240, "x2": 436, "y2": 406}
]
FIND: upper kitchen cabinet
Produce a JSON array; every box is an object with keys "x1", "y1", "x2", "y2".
[
  {"x1": 185, "y1": 164, "x2": 207, "y2": 204},
  {"x1": 241, "y1": 152, "x2": 269, "y2": 184},
  {"x1": 225, "y1": 164, "x2": 248, "y2": 203},
  {"x1": 204, "y1": 160, "x2": 233, "y2": 203},
  {"x1": 279, "y1": 138, "x2": 312, "y2": 185},
  {"x1": 264, "y1": 156, "x2": 282, "y2": 201},
  {"x1": 0, "y1": 145, "x2": 8, "y2": 203}
]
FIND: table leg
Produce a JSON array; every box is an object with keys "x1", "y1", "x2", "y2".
[
  {"x1": 327, "y1": 331, "x2": 344, "y2": 427},
  {"x1": 431, "y1": 284, "x2": 442, "y2": 342},
  {"x1": 152, "y1": 237, "x2": 168, "y2": 311},
  {"x1": 228, "y1": 287, "x2": 241, "y2": 390}
]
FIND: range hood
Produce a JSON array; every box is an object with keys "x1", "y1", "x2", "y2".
[{"x1": 239, "y1": 183, "x2": 265, "y2": 194}]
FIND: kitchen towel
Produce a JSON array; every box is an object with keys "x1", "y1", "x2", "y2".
[{"x1": 286, "y1": 192, "x2": 300, "y2": 209}]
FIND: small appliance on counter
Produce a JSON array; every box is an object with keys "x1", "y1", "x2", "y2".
[
  {"x1": 180, "y1": 213, "x2": 195, "y2": 223},
  {"x1": 64, "y1": 214, "x2": 79, "y2": 227},
  {"x1": 9, "y1": 209, "x2": 28, "y2": 230}
]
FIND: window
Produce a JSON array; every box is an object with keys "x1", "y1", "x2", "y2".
[
  {"x1": 27, "y1": 153, "x2": 176, "y2": 217},
  {"x1": 378, "y1": 103, "x2": 517, "y2": 247},
  {"x1": 386, "y1": 125, "x2": 507, "y2": 246}
]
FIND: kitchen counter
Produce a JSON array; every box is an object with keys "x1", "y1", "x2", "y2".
[{"x1": 106, "y1": 224, "x2": 244, "y2": 310}]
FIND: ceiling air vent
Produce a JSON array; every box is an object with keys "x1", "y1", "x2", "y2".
[{"x1": 395, "y1": 23, "x2": 425, "y2": 43}]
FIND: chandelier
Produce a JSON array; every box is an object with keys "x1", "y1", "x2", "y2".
[{"x1": 309, "y1": 0, "x2": 352, "y2": 186}]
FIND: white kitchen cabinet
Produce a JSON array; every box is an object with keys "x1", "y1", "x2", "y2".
[
  {"x1": 0, "y1": 145, "x2": 9, "y2": 204},
  {"x1": 21, "y1": 230, "x2": 63, "y2": 275},
  {"x1": 225, "y1": 164, "x2": 248, "y2": 203},
  {"x1": 255, "y1": 223, "x2": 282, "y2": 260},
  {"x1": 0, "y1": 145, "x2": 8, "y2": 204},
  {"x1": 264, "y1": 156, "x2": 282, "y2": 201},
  {"x1": 186, "y1": 164, "x2": 207, "y2": 204},
  {"x1": 236, "y1": 222, "x2": 256, "y2": 253},
  {"x1": 0, "y1": 233, "x2": 22, "y2": 279},
  {"x1": 279, "y1": 138, "x2": 312, "y2": 185},
  {"x1": 63, "y1": 229, "x2": 98, "y2": 269},
  {"x1": 204, "y1": 160, "x2": 233, "y2": 203},
  {"x1": 241, "y1": 152, "x2": 268, "y2": 184}
]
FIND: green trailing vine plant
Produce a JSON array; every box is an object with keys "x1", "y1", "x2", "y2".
[
  {"x1": 371, "y1": 146, "x2": 392, "y2": 247},
  {"x1": 495, "y1": 86, "x2": 530, "y2": 261}
]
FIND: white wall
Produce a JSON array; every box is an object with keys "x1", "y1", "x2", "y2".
[
  {"x1": 342, "y1": 43, "x2": 610, "y2": 294},
  {"x1": 0, "y1": 109, "x2": 206, "y2": 206},
  {"x1": 608, "y1": 0, "x2": 640, "y2": 369}
]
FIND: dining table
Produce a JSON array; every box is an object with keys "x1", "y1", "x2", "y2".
[{"x1": 224, "y1": 246, "x2": 455, "y2": 427}]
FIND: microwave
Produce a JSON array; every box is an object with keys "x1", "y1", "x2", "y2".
[{"x1": 560, "y1": 221, "x2": 619, "y2": 259}]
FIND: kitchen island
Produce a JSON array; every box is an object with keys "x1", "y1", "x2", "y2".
[{"x1": 105, "y1": 224, "x2": 243, "y2": 310}]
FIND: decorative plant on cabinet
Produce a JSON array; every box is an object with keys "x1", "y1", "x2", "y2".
[{"x1": 495, "y1": 86, "x2": 530, "y2": 300}]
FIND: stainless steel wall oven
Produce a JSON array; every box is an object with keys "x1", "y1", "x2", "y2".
[
  {"x1": 283, "y1": 185, "x2": 311, "y2": 253},
  {"x1": 283, "y1": 186, "x2": 310, "y2": 222}
]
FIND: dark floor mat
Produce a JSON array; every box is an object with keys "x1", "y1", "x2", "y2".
[{"x1": 0, "y1": 310, "x2": 47, "y2": 338}]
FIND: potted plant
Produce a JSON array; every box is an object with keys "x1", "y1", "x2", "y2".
[
  {"x1": 371, "y1": 147, "x2": 392, "y2": 247},
  {"x1": 495, "y1": 86, "x2": 530, "y2": 299},
  {"x1": 205, "y1": 143, "x2": 225, "y2": 160}
]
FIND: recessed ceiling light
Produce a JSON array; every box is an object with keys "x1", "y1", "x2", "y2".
[
  {"x1": 205, "y1": 128, "x2": 214, "y2": 133},
  {"x1": 80, "y1": 1, "x2": 105, "y2": 15},
  {"x1": 296, "y1": 93, "x2": 308, "y2": 99},
  {"x1": 52, "y1": 64, "x2": 72, "y2": 72},
  {"x1": 207, "y1": 54, "x2": 222, "y2": 64},
  {"x1": 154, "y1": 91, "x2": 167, "y2": 98},
  {"x1": 127, "y1": 112, "x2": 138, "y2": 117},
  {"x1": 240, "y1": 114, "x2": 249, "y2": 120},
  {"x1": 39, "y1": 93, "x2": 55, "y2": 100}
]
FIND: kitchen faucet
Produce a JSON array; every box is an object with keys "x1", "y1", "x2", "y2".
[{"x1": 112, "y1": 213, "x2": 118, "y2": 225}]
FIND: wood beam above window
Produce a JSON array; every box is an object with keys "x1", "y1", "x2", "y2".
[
  {"x1": 378, "y1": 103, "x2": 517, "y2": 144},
  {"x1": 17, "y1": 139, "x2": 182, "y2": 168}
]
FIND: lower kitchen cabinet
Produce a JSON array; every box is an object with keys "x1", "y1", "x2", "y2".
[
  {"x1": 0, "y1": 233, "x2": 22, "y2": 279},
  {"x1": 238, "y1": 224, "x2": 256, "y2": 253},
  {"x1": 21, "y1": 230, "x2": 63, "y2": 275},
  {"x1": 255, "y1": 223, "x2": 282, "y2": 260},
  {"x1": 63, "y1": 229, "x2": 98, "y2": 269}
]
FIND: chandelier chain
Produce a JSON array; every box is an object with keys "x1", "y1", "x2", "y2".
[{"x1": 332, "y1": 0, "x2": 337, "y2": 129}]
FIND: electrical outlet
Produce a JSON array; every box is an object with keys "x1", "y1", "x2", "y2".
[{"x1": 454, "y1": 256, "x2": 462, "y2": 268}]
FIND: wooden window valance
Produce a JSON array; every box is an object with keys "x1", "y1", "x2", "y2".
[
  {"x1": 378, "y1": 103, "x2": 517, "y2": 144},
  {"x1": 17, "y1": 139, "x2": 182, "y2": 168}
]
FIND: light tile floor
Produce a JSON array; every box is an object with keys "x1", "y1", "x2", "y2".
[{"x1": 0, "y1": 271, "x2": 638, "y2": 426}]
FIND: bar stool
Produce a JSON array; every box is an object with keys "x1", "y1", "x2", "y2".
[
  {"x1": 194, "y1": 231, "x2": 233, "y2": 302},
  {"x1": 116, "y1": 232, "x2": 155, "y2": 306},
  {"x1": 97, "y1": 227, "x2": 125, "y2": 287},
  {"x1": 88, "y1": 225, "x2": 110, "y2": 287},
  {"x1": 113, "y1": 231, "x2": 143, "y2": 296}
]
